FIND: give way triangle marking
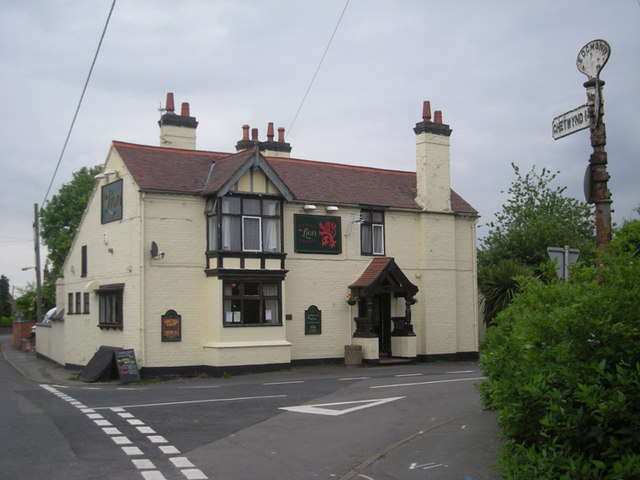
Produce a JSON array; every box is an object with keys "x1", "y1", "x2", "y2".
[{"x1": 279, "y1": 396, "x2": 405, "y2": 416}]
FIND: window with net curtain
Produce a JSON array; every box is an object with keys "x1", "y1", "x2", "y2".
[
  {"x1": 223, "y1": 280, "x2": 281, "y2": 325},
  {"x1": 207, "y1": 196, "x2": 281, "y2": 252},
  {"x1": 360, "y1": 209, "x2": 385, "y2": 255}
]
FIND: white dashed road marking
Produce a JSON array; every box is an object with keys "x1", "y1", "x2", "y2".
[
  {"x1": 370, "y1": 376, "x2": 486, "y2": 389},
  {"x1": 40, "y1": 384, "x2": 209, "y2": 480}
]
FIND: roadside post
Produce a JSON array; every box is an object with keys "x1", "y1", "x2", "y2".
[
  {"x1": 553, "y1": 39, "x2": 612, "y2": 267},
  {"x1": 547, "y1": 246, "x2": 580, "y2": 282}
]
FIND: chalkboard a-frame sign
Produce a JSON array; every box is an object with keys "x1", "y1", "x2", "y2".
[{"x1": 114, "y1": 349, "x2": 140, "y2": 383}]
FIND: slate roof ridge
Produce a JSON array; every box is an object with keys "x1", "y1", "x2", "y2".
[
  {"x1": 112, "y1": 140, "x2": 231, "y2": 159},
  {"x1": 264, "y1": 155, "x2": 415, "y2": 177}
]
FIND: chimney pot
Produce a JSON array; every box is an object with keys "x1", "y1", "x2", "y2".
[
  {"x1": 422, "y1": 100, "x2": 431, "y2": 122},
  {"x1": 278, "y1": 127, "x2": 285, "y2": 143},
  {"x1": 166, "y1": 92, "x2": 175, "y2": 113},
  {"x1": 159, "y1": 93, "x2": 198, "y2": 149},
  {"x1": 434, "y1": 110, "x2": 443, "y2": 124},
  {"x1": 267, "y1": 122, "x2": 275, "y2": 142},
  {"x1": 251, "y1": 128, "x2": 259, "y2": 141},
  {"x1": 242, "y1": 124, "x2": 250, "y2": 141}
]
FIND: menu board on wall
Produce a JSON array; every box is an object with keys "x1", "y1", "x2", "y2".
[
  {"x1": 304, "y1": 305, "x2": 322, "y2": 335},
  {"x1": 161, "y1": 310, "x2": 181, "y2": 342}
]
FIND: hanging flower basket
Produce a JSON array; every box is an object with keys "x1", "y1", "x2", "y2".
[{"x1": 346, "y1": 293, "x2": 358, "y2": 305}]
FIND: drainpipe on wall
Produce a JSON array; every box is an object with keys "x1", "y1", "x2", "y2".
[{"x1": 138, "y1": 191, "x2": 146, "y2": 370}]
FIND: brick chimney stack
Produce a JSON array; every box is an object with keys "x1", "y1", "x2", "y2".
[
  {"x1": 158, "y1": 92, "x2": 198, "y2": 150},
  {"x1": 235, "y1": 122, "x2": 292, "y2": 158},
  {"x1": 413, "y1": 100, "x2": 452, "y2": 212}
]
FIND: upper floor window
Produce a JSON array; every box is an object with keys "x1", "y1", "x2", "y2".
[
  {"x1": 81, "y1": 245, "x2": 87, "y2": 277},
  {"x1": 208, "y1": 196, "x2": 281, "y2": 253},
  {"x1": 361, "y1": 209, "x2": 385, "y2": 256}
]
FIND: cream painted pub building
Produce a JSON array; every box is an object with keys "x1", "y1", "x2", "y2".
[{"x1": 36, "y1": 94, "x2": 479, "y2": 377}]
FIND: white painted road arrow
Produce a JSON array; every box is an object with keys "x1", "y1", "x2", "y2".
[{"x1": 279, "y1": 396, "x2": 405, "y2": 416}]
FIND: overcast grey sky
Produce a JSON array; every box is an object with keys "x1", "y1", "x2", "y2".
[{"x1": 1, "y1": 0, "x2": 639, "y2": 292}]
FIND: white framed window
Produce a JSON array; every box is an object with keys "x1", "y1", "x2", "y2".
[
  {"x1": 210, "y1": 196, "x2": 282, "y2": 253},
  {"x1": 372, "y1": 224, "x2": 385, "y2": 255},
  {"x1": 242, "y1": 216, "x2": 261, "y2": 251},
  {"x1": 361, "y1": 209, "x2": 385, "y2": 256}
]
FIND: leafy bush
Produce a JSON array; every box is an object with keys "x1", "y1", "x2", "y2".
[
  {"x1": 479, "y1": 250, "x2": 640, "y2": 479},
  {"x1": 0, "y1": 316, "x2": 13, "y2": 327},
  {"x1": 478, "y1": 259, "x2": 533, "y2": 326}
]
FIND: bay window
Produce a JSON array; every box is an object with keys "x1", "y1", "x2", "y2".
[
  {"x1": 223, "y1": 280, "x2": 281, "y2": 326},
  {"x1": 208, "y1": 196, "x2": 281, "y2": 253}
]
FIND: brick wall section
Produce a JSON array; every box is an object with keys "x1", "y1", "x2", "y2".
[{"x1": 12, "y1": 321, "x2": 34, "y2": 347}]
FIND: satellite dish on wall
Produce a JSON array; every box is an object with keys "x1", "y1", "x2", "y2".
[{"x1": 150, "y1": 241, "x2": 165, "y2": 259}]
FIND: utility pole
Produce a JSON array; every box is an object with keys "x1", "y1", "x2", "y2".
[{"x1": 33, "y1": 203, "x2": 42, "y2": 322}]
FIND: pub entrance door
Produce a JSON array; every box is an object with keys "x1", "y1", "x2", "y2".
[{"x1": 373, "y1": 293, "x2": 391, "y2": 356}]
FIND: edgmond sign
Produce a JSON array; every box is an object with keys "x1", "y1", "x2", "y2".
[{"x1": 552, "y1": 104, "x2": 589, "y2": 140}]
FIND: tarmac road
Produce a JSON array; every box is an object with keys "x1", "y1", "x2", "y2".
[{"x1": 1, "y1": 332, "x2": 501, "y2": 479}]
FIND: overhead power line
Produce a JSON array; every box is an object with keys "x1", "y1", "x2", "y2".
[
  {"x1": 286, "y1": 0, "x2": 350, "y2": 139},
  {"x1": 42, "y1": 0, "x2": 117, "y2": 207}
]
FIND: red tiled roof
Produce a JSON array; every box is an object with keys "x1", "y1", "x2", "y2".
[
  {"x1": 111, "y1": 141, "x2": 477, "y2": 215},
  {"x1": 265, "y1": 156, "x2": 477, "y2": 214},
  {"x1": 350, "y1": 257, "x2": 393, "y2": 289},
  {"x1": 201, "y1": 149, "x2": 255, "y2": 194},
  {"x1": 349, "y1": 257, "x2": 419, "y2": 297},
  {"x1": 265, "y1": 156, "x2": 418, "y2": 209},
  {"x1": 112, "y1": 141, "x2": 226, "y2": 194}
]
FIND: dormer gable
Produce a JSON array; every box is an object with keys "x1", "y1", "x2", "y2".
[{"x1": 206, "y1": 147, "x2": 294, "y2": 201}]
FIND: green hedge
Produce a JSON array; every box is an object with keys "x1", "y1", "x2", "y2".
[
  {"x1": 0, "y1": 316, "x2": 13, "y2": 327},
  {"x1": 478, "y1": 251, "x2": 640, "y2": 479}
]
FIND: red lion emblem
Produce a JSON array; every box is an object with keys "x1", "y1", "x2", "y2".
[{"x1": 318, "y1": 221, "x2": 337, "y2": 248}]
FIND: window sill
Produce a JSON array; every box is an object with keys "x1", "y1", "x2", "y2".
[
  {"x1": 223, "y1": 323, "x2": 283, "y2": 327},
  {"x1": 98, "y1": 324, "x2": 123, "y2": 331}
]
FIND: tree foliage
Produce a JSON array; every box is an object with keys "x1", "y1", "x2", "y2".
[
  {"x1": 0, "y1": 275, "x2": 12, "y2": 318},
  {"x1": 12, "y1": 280, "x2": 55, "y2": 322},
  {"x1": 40, "y1": 165, "x2": 102, "y2": 275},
  {"x1": 478, "y1": 218, "x2": 640, "y2": 479},
  {"x1": 478, "y1": 163, "x2": 596, "y2": 270},
  {"x1": 610, "y1": 206, "x2": 640, "y2": 257}
]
